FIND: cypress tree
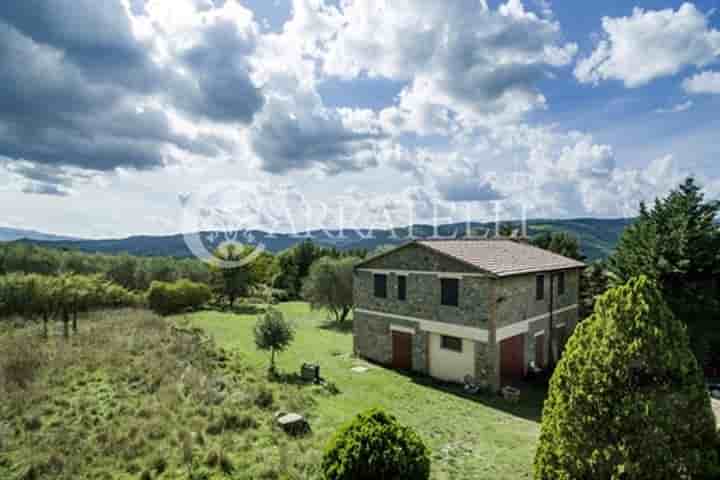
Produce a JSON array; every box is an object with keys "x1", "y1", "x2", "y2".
[{"x1": 535, "y1": 276, "x2": 719, "y2": 480}]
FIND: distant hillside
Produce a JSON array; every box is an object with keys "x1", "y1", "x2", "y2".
[
  {"x1": 0, "y1": 227, "x2": 77, "y2": 242},
  {"x1": 7, "y1": 218, "x2": 633, "y2": 261}
]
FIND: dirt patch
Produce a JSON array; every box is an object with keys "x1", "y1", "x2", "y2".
[{"x1": 712, "y1": 399, "x2": 720, "y2": 426}]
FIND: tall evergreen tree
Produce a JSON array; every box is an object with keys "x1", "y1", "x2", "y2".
[
  {"x1": 535, "y1": 276, "x2": 719, "y2": 479},
  {"x1": 608, "y1": 177, "x2": 720, "y2": 363}
]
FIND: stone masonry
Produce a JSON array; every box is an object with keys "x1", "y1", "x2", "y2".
[{"x1": 353, "y1": 241, "x2": 582, "y2": 390}]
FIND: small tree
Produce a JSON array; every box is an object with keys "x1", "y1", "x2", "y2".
[
  {"x1": 253, "y1": 308, "x2": 294, "y2": 373},
  {"x1": 535, "y1": 276, "x2": 719, "y2": 479},
  {"x1": 302, "y1": 256, "x2": 359, "y2": 322},
  {"x1": 321, "y1": 408, "x2": 430, "y2": 480}
]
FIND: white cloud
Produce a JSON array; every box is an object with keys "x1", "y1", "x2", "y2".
[
  {"x1": 655, "y1": 100, "x2": 694, "y2": 113},
  {"x1": 320, "y1": 0, "x2": 576, "y2": 129},
  {"x1": 575, "y1": 3, "x2": 720, "y2": 87},
  {"x1": 683, "y1": 70, "x2": 720, "y2": 94}
]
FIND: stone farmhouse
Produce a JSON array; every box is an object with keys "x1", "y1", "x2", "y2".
[{"x1": 352, "y1": 239, "x2": 585, "y2": 391}]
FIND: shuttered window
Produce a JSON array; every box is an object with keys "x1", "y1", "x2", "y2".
[{"x1": 397, "y1": 275, "x2": 407, "y2": 301}]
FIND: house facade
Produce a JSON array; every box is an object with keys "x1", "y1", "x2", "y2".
[{"x1": 353, "y1": 239, "x2": 584, "y2": 390}]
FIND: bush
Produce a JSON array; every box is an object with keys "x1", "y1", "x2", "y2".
[
  {"x1": 535, "y1": 276, "x2": 719, "y2": 479},
  {"x1": 147, "y1": 280, "x2": 211, "y2": 315},
  {"x1": 321, "y1": 408, "x2": 430, "y2": 480}
]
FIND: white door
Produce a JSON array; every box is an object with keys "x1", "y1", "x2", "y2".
[{"x1": 429, "y1": 333, "x2": 475, "y2": 383}]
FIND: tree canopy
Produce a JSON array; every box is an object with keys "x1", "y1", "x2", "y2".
[
  {"x1": 211, "y1": 243, "x2": 278, "y2": 306},
  {"x1": 302, "y1": 256, "x2": 359, "y2": 322},
  {"x1": 608, "y1": 177, "x2": 720, "y2": 362},
  {"x1": 531, "y1": 231, "x2": 584, "y2": 260},
  {"x1": 535, "y1": 275, "x2": 718, "y2": 480}
]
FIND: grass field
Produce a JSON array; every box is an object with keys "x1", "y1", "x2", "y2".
[{"x1": 185, "y1": 302, "x2": 544, "y2": 480}]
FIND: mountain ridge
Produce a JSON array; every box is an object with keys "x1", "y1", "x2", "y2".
[{"x1": 3, "y1": 218, "x2": 634, "y2": 261}]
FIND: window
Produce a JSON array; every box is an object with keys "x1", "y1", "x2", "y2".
[
  {"x1": 440, "y1": 278, "x2": 459, "y2": 306},
  {"x1": 397, "y1": 275, "x2": 407, "y2": 301},
  {"x1": 440, "y1": 335, "x2": 463, "y2": 352},
  {"x1": 557, "y1": 271, "x2": 565, "y2": 295},
  {"x1": 536, "y1": 274, "x2": 545, "y2": 300},
  {"x1": 374, "y1": 274, "x2": 387, "y2": 298}
]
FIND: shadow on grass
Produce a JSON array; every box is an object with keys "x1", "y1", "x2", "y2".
[
  {"x1": 410, "y1": 375, "x2": 547, "y2": 423},
  {"x1": 370, "y1": 366, "x2": 547, "y2": 423},
  {"x1": 316, "y1": 319, "x2": 354, "y2": 334}
]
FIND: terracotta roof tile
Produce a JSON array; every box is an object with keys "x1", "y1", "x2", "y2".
[{"x1": 416, "y1": 239, "x2": 585, "y2": 276}]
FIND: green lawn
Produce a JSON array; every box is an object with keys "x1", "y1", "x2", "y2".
[{"x1": 184, "y1": 302, "x2": 543, "y2": 480}]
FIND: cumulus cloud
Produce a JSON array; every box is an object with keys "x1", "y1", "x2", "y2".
[
  {"x1": 250, "y1": 91, "x2": 384, "y2": 174},
  {"x1": 319, "y1": 0, "x2": 577, "y2": 128},
  {"x1": 0, "y1": 0, "x2": 263, "y2": 189},
  {"x1": 0, "y1": 158, "x2": 102, "y2": 197},
  {"x1": 158, "y1": 2, "x2": 265, "y2": 123},
  {"x1": 683, "y1": 70, "x2": 720, "y2": 94},
  {"x1": 575, "y1": 3, "x2": 720, "y2": 87}
]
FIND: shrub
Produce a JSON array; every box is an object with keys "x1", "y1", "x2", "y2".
[
  {"x1": 321, "y1": 408, "x2": 430, "y2": 480},
  {"x1": 253, "y1": 309, "x2": 294, "y2": 372},
  {"x1": 147, "y1": 280, "x2": 211, "y2": 315},
  {"x1": 535, "y1": 276, "x2": 719, "y2": 479}
]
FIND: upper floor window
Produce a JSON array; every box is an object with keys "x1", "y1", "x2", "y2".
[
  {"x1": 557, "y1": 271, "x2": 565, "y2": 295},
  {"x1": 374, "y1": 274, "x2": 387, "y2": 298},
  {"x1": 536, "y1": 274, "x2": 545, "y2": 301},
  {"x1": 440, "y1": 278, "x2": 459, "y2": 306},
  {"x1": 397, "y1": 275, "x2": 407, "y2": 301}
]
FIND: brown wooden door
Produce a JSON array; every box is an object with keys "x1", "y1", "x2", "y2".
[
  {"x1": 535, "y1": 334, "x2": 544, "y2": 368},
  {"x1": 391, "y1": 331, "x2": 412, "y2": 370},
  {"x1": 500, "y1": 334, "x2": 525, "y2": 380}
]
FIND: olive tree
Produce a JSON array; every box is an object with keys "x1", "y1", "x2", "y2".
[{"x1": 302, "y1": 256, "x2": 359, "y2": 323}]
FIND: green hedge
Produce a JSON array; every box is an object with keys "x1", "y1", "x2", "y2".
[{"x1": 147, "y1": 279, "x2": 211, "y2": 316}]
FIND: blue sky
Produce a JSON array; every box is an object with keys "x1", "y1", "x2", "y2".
[{"x1": 0, "y1": 0, "x2": 719, "y2": 237}]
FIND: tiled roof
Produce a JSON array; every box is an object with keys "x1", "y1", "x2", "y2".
[{"x1": 416, "y1": 239, "x2": 585, "y2": 276}]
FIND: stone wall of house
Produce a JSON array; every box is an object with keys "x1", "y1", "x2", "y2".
[
  {"x1": 354, "y1": 242, "x2": 582, "y2": 389},
  {"x1": 353, "y1": 310, "x2": 428, "y2": 374},
  {"x1": 474, "y1": 341, "x2": 493, "y2": 387},
  {"x1": 495, "y1": 269, "x2": 580, "y2": 329},
  {"x1": 354, "y1": 270, "x2": 490, "y2": 328}
]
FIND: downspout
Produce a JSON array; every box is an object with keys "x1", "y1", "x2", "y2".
[{"x1": 547, "y1": 273, "x2": 555, "y2": 370}]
